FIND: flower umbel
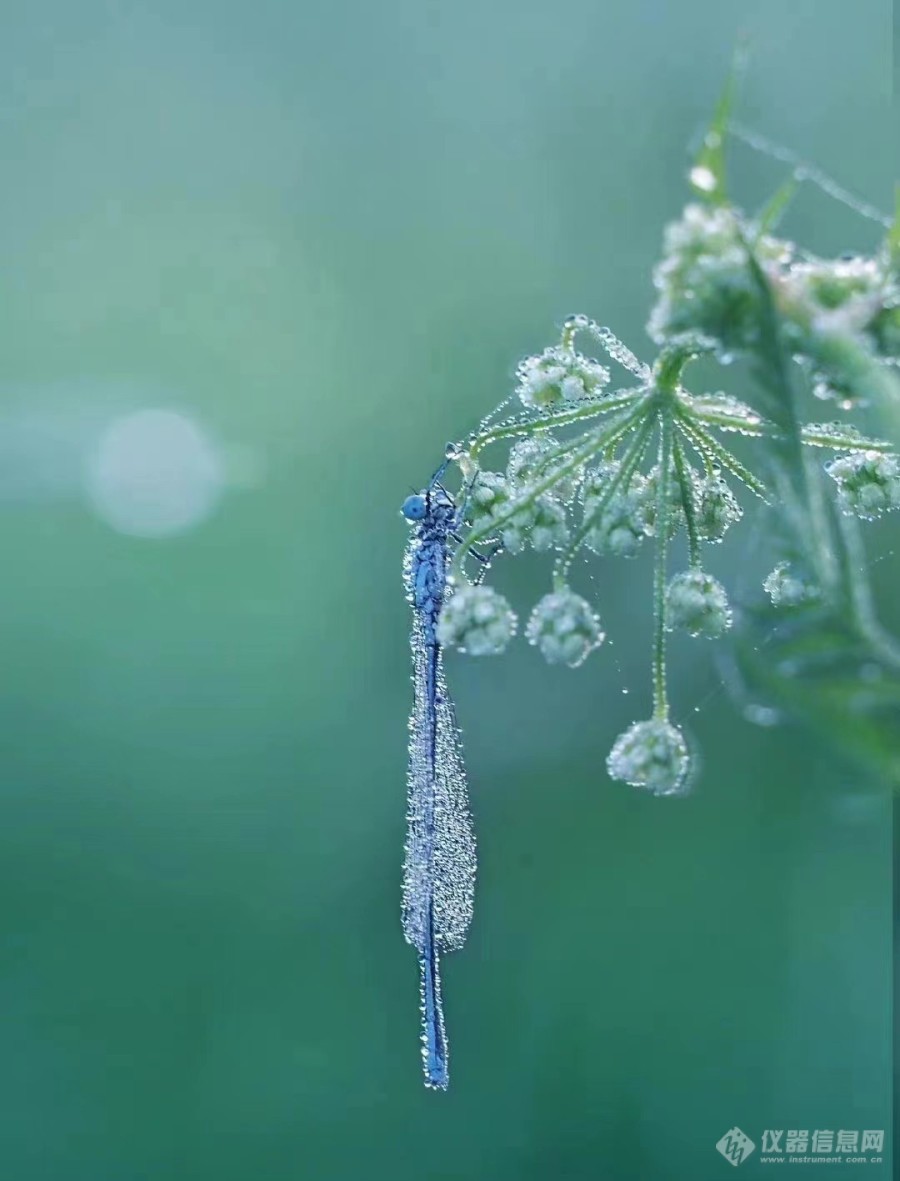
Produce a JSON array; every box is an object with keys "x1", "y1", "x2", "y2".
[
  {"x1": 515, "y1": 345, "x2": 611, "y2": 409},
  {"x1": 826, "y1": 450, "x2": 900, "y2": 519},
  {"x1": 417, "y1": 118, "x2": 900, "y2": 799},
  {"x1": 665, "y1": 570, "x2": 732, "y2": 638},
  {"x1": 525, "y1": 589, "x2": 605, "y2": 668},
  {"x1": 763, "y1": 562, "x2": 820, "y2": 608},
  {"x1": 437, "y1": 584, "x2": 517, "y2": 656},
  {"x1": 606, "y1": 719, "x2": 691, "y2": 796}
]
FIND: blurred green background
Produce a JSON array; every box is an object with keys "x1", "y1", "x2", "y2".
[{"x1": 0, "y1": 1, "x2": 894, "y2": 1178}]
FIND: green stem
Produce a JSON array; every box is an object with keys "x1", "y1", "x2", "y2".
[
  {"x1": 526, "y1": 405, "x2": 640, "y2": 482},
  {"x1": 552, "y1": 414, "x2": 655, "y2": 586},
  {"x1": 675, "y1": 412, "x2": 769, "y2": 501},
  {"x1": 833, "y1": 509, "x2": 900, "y2": 671},
  {"x1": 672, "y1": 431, "x2": 701, "y2": 567},
  {"x1": 745, "y1": 241, "x2": 842, "y2": 596},
  {"x1": 688, "y1": 405, "x2": 770, "y2": 436},
  {"x1": 800, "y1": 425, "x2": 892, "y2": 452},
  {"x1": 468, "y1": 389, "x2": 643, "y2": 460},
  {"x1": 652, "y1": 411, "x2": 673, "y2": 720}
]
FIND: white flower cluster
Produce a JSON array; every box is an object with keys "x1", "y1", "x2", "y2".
[
  {"x1": 583, "y1": 460, "x2": 689, "y2": 549},
  {"x1": 665, "y1": 569, "x2": 731, "y2": 638},
  {"x1": 466, "y1": 470, "x2": 535, "y2": 553},
  {"x1": 778, "y1": 255, "x2": 886, "y2": 338},
  {"x1": 648, "y1": 203, "x2": 790, "y2": 355},
  {"x1": 606, "y1": 718, "x2": 690, "y2": 796},
  {"x1": 525, "y1": 588, "x2": 605, "y2": 668},
  {"x1": 467, "y1": 469, "x2": 569, "y2": 553},
  {"x1": 436, "y1": 584, "x2": 517, "y2": 655},
  {"x1": 507, "y1": 435, "x2": 583, "y2": 503},
  {"x1": 435, "y1": 267, "x2": 900, "y2": 810},
  {"x1": 515, "y1": 345, "x2": 611, "y2": 409},
  {"x1": 581, "y1": 462, "x2": 650, "y2": 558},
  {"x1": 825, "y1": 450, "x2": 900, "y2": 519},
  {"x1": 529, "y1": 497, "x2": 569, "y2": 551},
  {"x1": 693, "y1": 472, "x2": 743, "y2": 542},
  {"x1": 763, "y1": 562, "x2": 820, "y2": 608}
]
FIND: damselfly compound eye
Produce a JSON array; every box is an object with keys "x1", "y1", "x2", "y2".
[{"x1": 401, "y1": 493, "x2": 427, "y2": 521}]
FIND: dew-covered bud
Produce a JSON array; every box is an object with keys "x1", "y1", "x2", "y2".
[
  {"x1": 507, "y1": 435, "x2": 583, "y2": 502},
  {"x1": 778, "y1": 256, "x2": 884, "y2": 338},
  {"x1": 515, "y1": 345, "x2": 610, "y2": 409},
  {"x1": 665, "y1": 569, "x2": 731, "y2": 638},
  {"x1": 694, "y1": 472, "x2": 742, "y2": 541},
  {"x1": 647, "y1": 203, "x2": 790, "y2": 356},
  {"x1": 467, "y1": 470, "x2": 536, "y2": 553},
  {"x1": 825, "y1": 450, "x2": 900, "y2": 519},
  {"x1": 437, "y1": 584, "x2": 517, "y2": 655},
  {"x1": 468, "y1": 469, "x2": 507, "y2": 517},
  {"x1": 525, "y1": 588, "x2": 605, "y2": 667},
  {"x1": 606, "y1": 718, "x2": 691, "y2": 796},
  {"x1": 530, "y1": 496, "x2": 570, "y2": 551},
  {"x1": 763, "y1": 562, "x2": 820, "y2": 608},
  {"x1": 581, "y1": 463, "x2": 650, "y2": 557}
]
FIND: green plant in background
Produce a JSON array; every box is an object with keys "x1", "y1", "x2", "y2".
[{"x1": 435, "y1": 85, "x2": 900, "y2": 794}]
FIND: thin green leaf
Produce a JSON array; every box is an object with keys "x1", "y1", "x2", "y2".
[
  {"x1": 755, "y1": 176, "x2": 798, "y2": 235},
  {"x1": 689, "y1": 61, "x2": 741, "y2": 206}
]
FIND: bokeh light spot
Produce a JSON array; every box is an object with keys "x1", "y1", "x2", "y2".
[{"x1": 85, "y1": 408, "x2": 224, "y2": 538}]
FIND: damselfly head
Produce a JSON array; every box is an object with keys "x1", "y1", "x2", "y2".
[{"x1": 400, "y1": 493, "x2": 428, "y2": 521}]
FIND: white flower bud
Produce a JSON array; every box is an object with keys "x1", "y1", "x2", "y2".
[
  {"x1": 467, "y1": 470, "x2": 536, "y2": 553},
  {"x1": 779, "y1": 256, "x2": 884, "y2": 337},
  {"x1": 694, "y1": 473, "x2": 742, "y2": 542},
  {"x1": 582, "y1": 462, "x2": 650, "y2": 557},
  {"x1": 647, "y1": 202, "x2": 790, "y2": 355},
  {"x1": 763, "y1": 562, "x2": 819, "y2": 608},
  {"x1": 525, "y1": 588, "x2": 605, "y2": 667},
  {"x1": 825, "y1": 450, "x2": 900, "y2": 520},
  {"x1": 607, "y1": 718, "x2": 691, "y2": 796},
  {"x1": 507, "y1": 435, "x2": 583, "y2": 503},
  {"x1": 437, "y1": 584, "x2": 517, "y2": 656},
  {"x1": 529, "y1": 496, "x2": 570, "y2": 551},
  {"x1": 665, "y1": 569, "x2": 731, "y2": 638},
  {"x1": 515, "y1": 346, "x2": 610, "y2": 409}
]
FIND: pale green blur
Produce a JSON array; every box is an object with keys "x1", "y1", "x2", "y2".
[{"x1": 0, "y1": 1, "x2": 893, "y2": 1178}]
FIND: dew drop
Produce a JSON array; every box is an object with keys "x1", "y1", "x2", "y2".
[{"x1": 689, "y1": 165, "x2": 718, "y2": 194}]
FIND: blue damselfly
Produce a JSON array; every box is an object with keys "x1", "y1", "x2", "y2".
[{"x1": 400, "y1": 461, "x2": 490, "y2": 1089}]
